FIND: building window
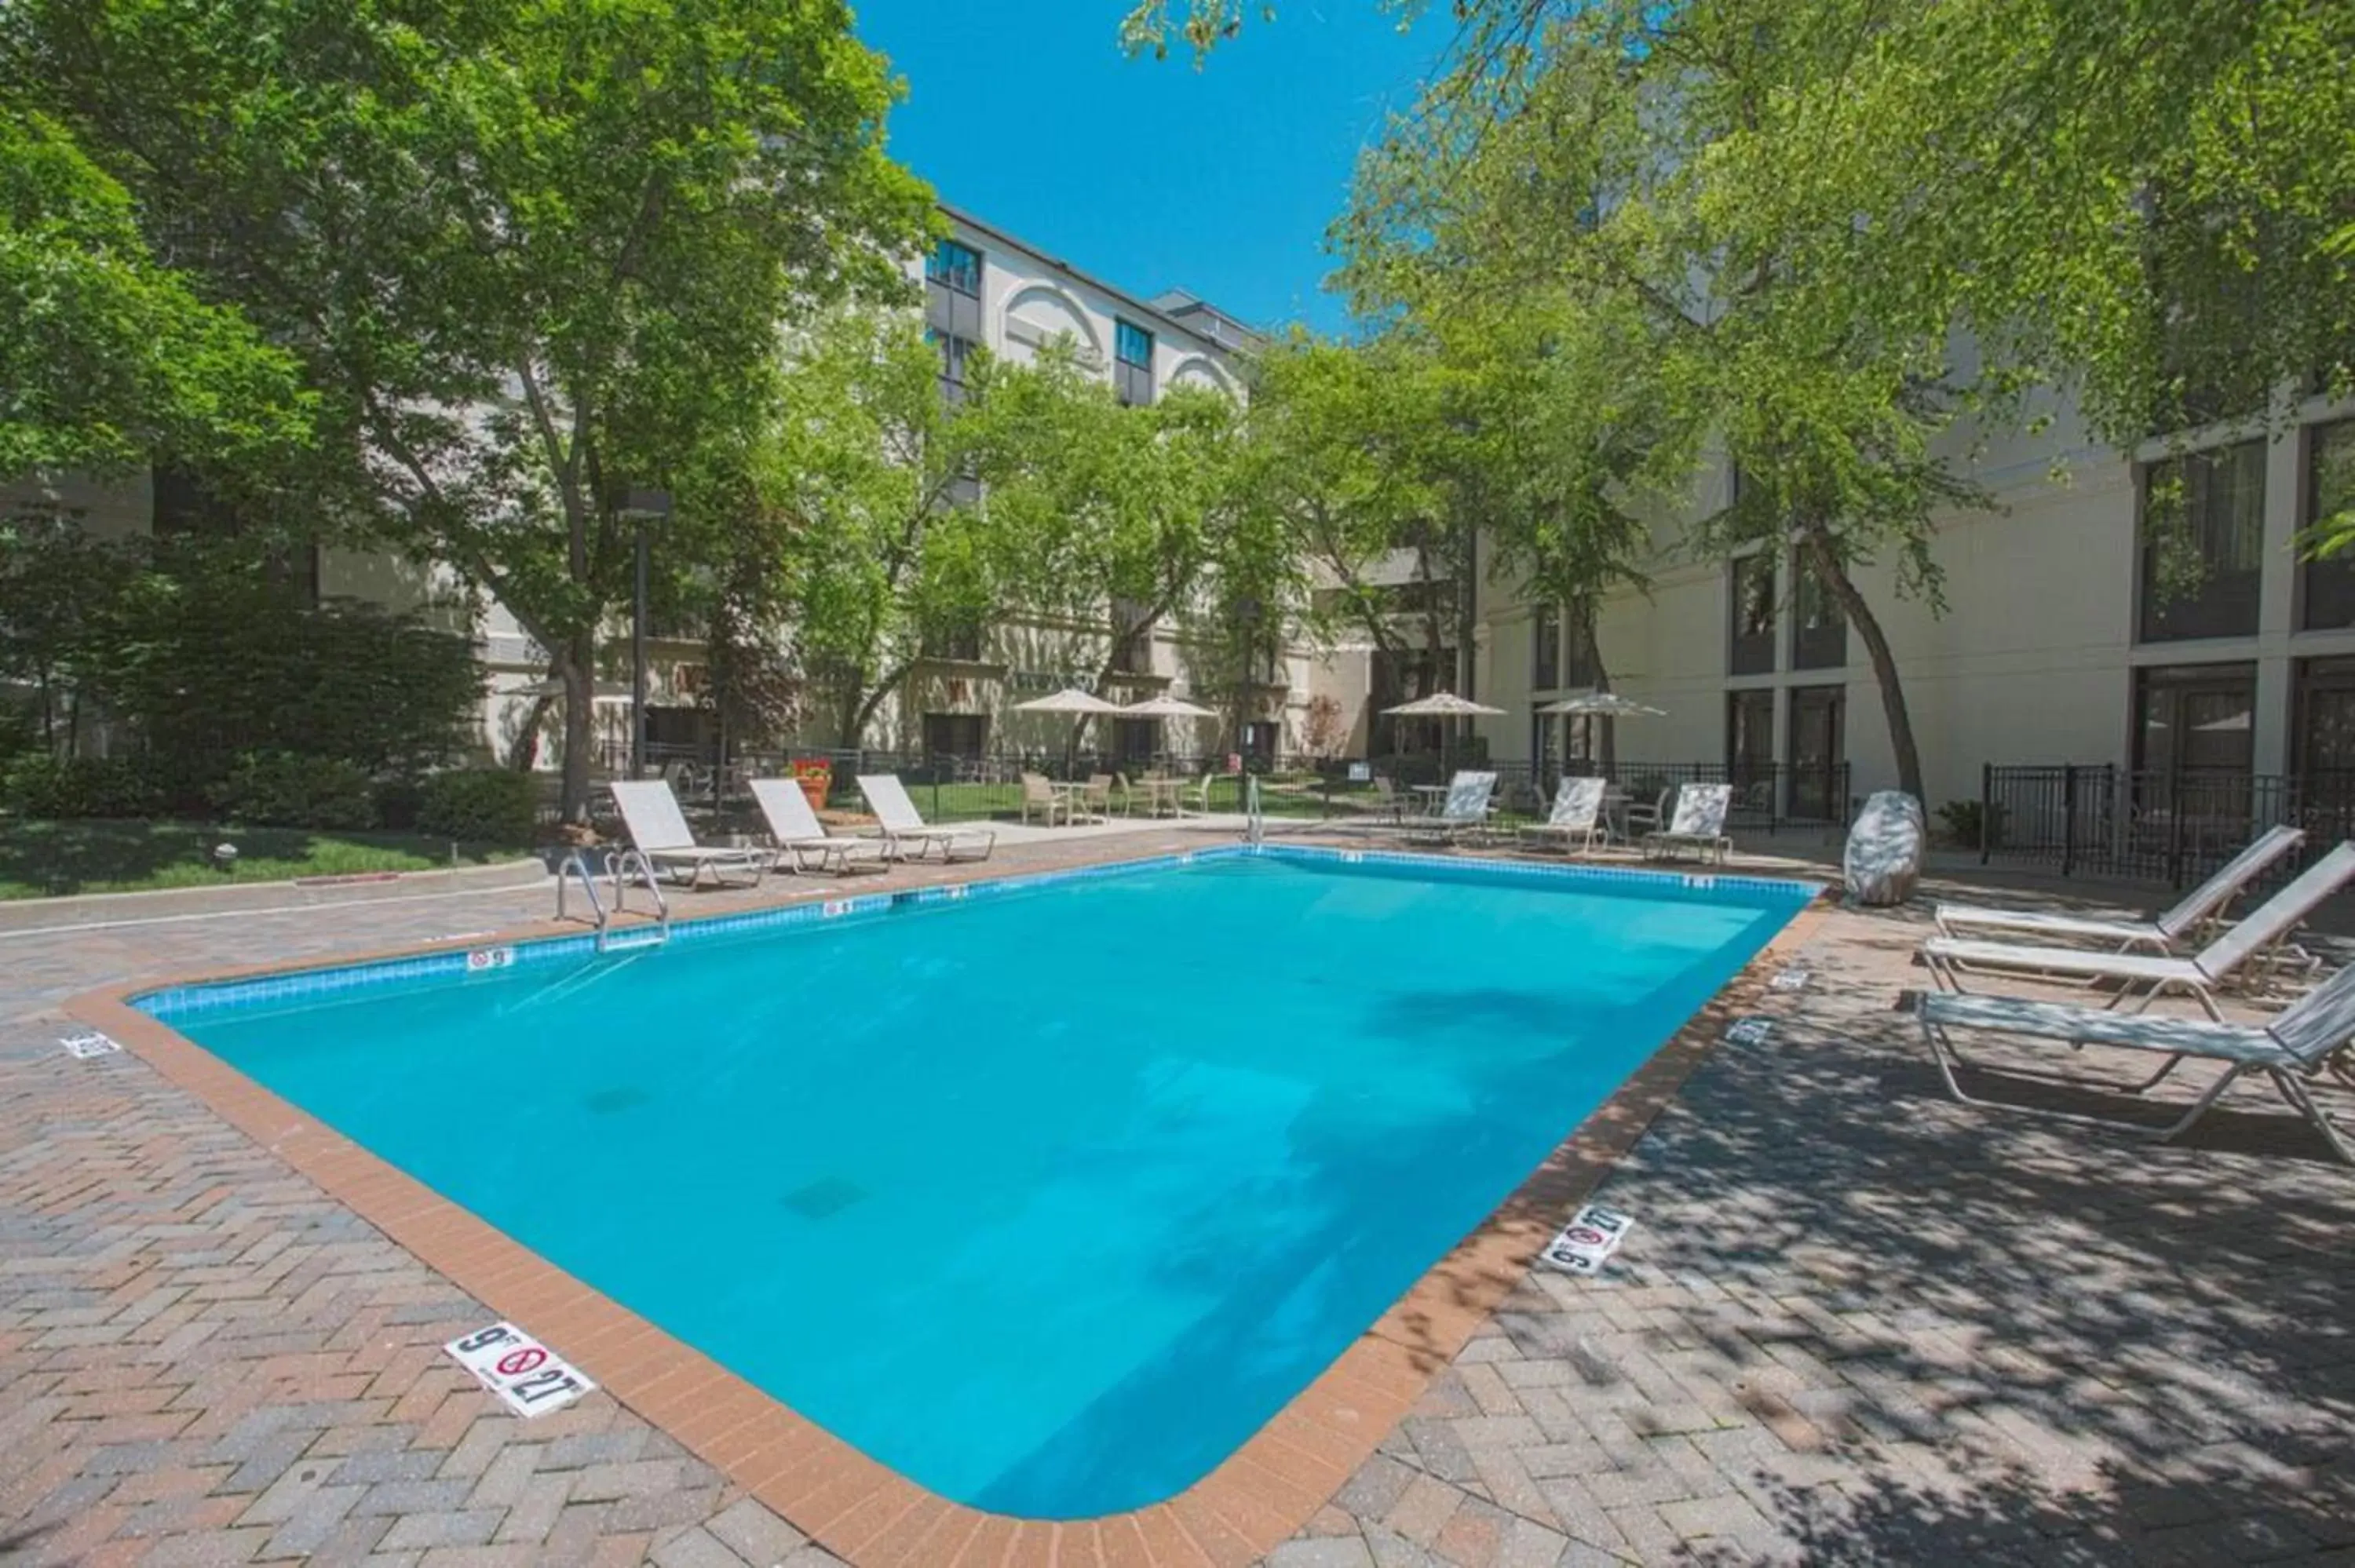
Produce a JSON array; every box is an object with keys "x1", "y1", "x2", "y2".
[
  {"x1": 1532, "y1": 604, "x2": 1561, "y2": 690},
  {"x1": 1115, "y1": 319, "x2": 1155, "y2": 407},
  {"x1": 1242, "y1": 719, "x2": 1280, "y2": 764},
  {"x1": 2134, "y1": 662, "x2": 2257, "y2": 779},
  {"x1": 926, "y1": 239, "x2": 982, "y2": 297},
  {"x1": 2295, "y1": 658, "x2": 2355, "y2": 808},
  {"x1": 1563, "y1": 609, "x2": 1602, "y2": 690},
  {"x1": 1112, "y1": 716, "x2": 1159, "y2": 764},
  {"x1": 1729, "y1": 554, "x2": 1776, "y2": 676},
  {"x1": 2299, "y1": 419, "x2": 2355, "y2": 631},
  {"x1": 1531, "y1": 711, "x2": 1560, "y2": 777},
  {"x1": 1787, "y1": 684, "x2": 1845, "y2": 821},
  {"x1": 1115, "y1": 319, "x2": 1153, "y2": 367},
  {"x1": 921, "y1": 711, "x2": 988, "y2": 759},
  {"x1": 931, "y1": 329, "x2": 977, "y2": 405},
  {"x1": 1726, "y1": 688, "x2": 1774, "y2": 786},
  {"x1": 1791, "y1": 558, "x2": 1847, "y2": 670},
  {"x1": 2138, "y1": 439, "x2": 2265, "y2": 643},
  {"x1": 1109, "y1": 597, "x2": 1152, "y2": 674}
]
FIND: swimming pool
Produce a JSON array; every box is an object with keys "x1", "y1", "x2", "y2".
[{"x1": 144, "y1": 847, "x2": 1813, "y2": 1519}]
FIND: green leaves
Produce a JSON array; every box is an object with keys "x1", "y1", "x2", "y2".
[{"x1": 0, "y1": 114, "x2": 307, "y2": 481}]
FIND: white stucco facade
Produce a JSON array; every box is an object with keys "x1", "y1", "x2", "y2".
[{"x1": 1460, "y1": 390, "x2": 2355, "y2": 817}]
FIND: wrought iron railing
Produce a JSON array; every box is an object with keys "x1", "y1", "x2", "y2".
[{"x1": 1978, "y1": 764, "x2": 2355, "y2": 887}]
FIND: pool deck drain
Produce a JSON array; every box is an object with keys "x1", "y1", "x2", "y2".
[{"x1": 5, "y1": 830, "x2": 2353, "y2": 1565}]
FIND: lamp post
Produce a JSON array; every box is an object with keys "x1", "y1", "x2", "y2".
[{"x1": 618, "y1": 487, "x2": 673, "y2": 779}]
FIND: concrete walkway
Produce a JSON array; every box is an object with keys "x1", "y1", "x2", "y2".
[{"x1": 5, "y1": 837, "x2": 2352, "y2": 1565}]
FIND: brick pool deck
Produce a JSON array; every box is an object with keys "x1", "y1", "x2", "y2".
[{"x1": 4, "y1": 830, "x2": 2353, "y2": 1566}]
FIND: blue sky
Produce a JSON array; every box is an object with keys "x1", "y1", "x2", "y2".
[{"x1": 849, "y1": 2, "x2": 1439, "y2": 334}]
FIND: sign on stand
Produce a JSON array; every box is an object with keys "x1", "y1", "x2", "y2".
[
  {"x1": 1541, "y1": 1204, "x2": 1635, "y2": 1275},
  {"x1": 445, "y1": 1322, "x2": 595, "y2": 1418},
  {"x1": 60, "y1": 1030, "x2": 120, "y2": 1059}
]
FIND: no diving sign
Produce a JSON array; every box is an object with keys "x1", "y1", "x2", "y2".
[
  {"x1": 1541, "y1": 1204, "x2": 1636, "y2": 1276},
  {"x1": 445, "y1": 1322, "x2": 595, "y2": 1418}
]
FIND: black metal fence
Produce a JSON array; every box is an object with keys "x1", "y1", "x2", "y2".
[{"x1": 1980, "y1": 764, "x2": 2355, "y2": 887}]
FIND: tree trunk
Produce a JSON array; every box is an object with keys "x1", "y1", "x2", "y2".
[
  {"x1": 1800, "y1": 527, "x2": 1922, "y2": 803},
  {"x1": 505, "y1": 691, "x2": 556, "y2": 771},
  {"x1": 558, "y1": 632, "x2": 597, "y2": 825}
]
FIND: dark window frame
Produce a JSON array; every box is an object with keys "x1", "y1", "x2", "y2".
[
  {"x1": 1726, "y1": 687, "x2": 1776, "y2": 780},
  {"x1": 2298, "y1": 418, "x2": 2355, "y2": 632},
  {"x1": 926, "y1": 239, "x2": 983, "y2": 297},
  {"x1": 1729, "y1": 554, "x2": 1777, "y2": 676},
  {"x1": 2131, "y1": 661, "x2": 2258, "y2": 779},
  {"x1": 1115, "y1": 318, "x2": 1154, "y2": 368},
  {"x1": 1532, "y1": 603, "x2": 1562, "y2": 690},
  {"x1": 2137, "y1": 439, "x2": 2266, "y2": 644},
  {"x1": 921, "y1": 710, "x2": 988, "y2": 759},
  {"x1": 1791, "y1": 555, "x2": 1847, "y2": 671}
]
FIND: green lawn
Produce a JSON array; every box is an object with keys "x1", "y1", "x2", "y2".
[{"x1": 0, "y1": 819, "x2": 533, "y2": 900}]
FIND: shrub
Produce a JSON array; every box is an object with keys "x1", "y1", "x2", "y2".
[
  {"x1": 1936, "y1": 798, "x2": 2006, "y2": 849},
  {"x1": 371, "y1": 777, "x2": 425, "y2": 831},
  {"x1": 417, "y1": 768, "x2": 539, "y2": 844},
  {"x1": 208, "y1": 752, "x2": 376, "y2": 830},
  {"x1": 1, "y1": 753, "x2": 166, "y2": 819}
]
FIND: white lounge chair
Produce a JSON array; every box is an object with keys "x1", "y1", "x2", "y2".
[
  {"x1": 1922, "y1": 842, "x2": 2355, "y2": 1019},
  {"x1": 1644, "y1": 783, "x2": 1732, "y2": 864},
  {"x1": 1933, "y1": 823, "x2": 2305, "y2": 952},
  {"x1": 1520, "y1": 776, "x2": 1607, "y2": 855},
  {"x1": 1917, "y1": 957, "x2": 2355, "y2": 1165},
  {"x1": 856, "y1": 773, "x2": 996, "y2": 862},
  {"x1": 606, "y1": 779, "x2": 769, "y2": 890},
  {"x1": 748, "y1": 779, "x2": 889, "y2": 877},
  {"x1": 1398, "y1": 771, "x2": 1497, "y2": 844}
]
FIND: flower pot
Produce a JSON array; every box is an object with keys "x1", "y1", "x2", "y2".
[{"x1": 795, "y1": 775, "x2": 831, "y2": 813}]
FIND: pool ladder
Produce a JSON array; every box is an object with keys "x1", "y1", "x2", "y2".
[
  {"x1": 557, "y1": 849, "x2": 671, "y2": 953},
  {"x1": 1244, "y1": 775, "x2": 1265, "y2": 847}
]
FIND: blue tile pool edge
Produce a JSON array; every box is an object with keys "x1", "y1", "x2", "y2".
[{"x1": 132, "y1": 843, "x2": 1824, "y2": 1024}]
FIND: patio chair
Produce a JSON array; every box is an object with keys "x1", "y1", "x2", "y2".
[
  {"x1": 1644, "y1": 783, "x2": 1733, "y2": 864},
  {"x1": 1933, "y1": 823, "x2": 2304, "y2": 952},
  {"x1": 1623, "y1": 786, "x2": 1672, "y2": 841},
  {"x1": 856, "y1": 773, "x2": 996, "y2": 862},
  {"x1": 1519, "y1": 776, "x2": 1608, "y2": 856},
  {"x1": 747, "y1": 779, "x2": 888, "y2": 877},
  {"x1": 1915, "y1": 955, "x2": 2355, "y2": 1165},
  {"x1": 1921, "y1": 842, "x2": 2355, "y2": 1019},
  {"x1": 1398, "y1": 771, "x2": 1498, "y2": 845},
  {"x1": 605, "y1": 780, "x2": 769, "y2": 890},
  {"x1": 1020, "y1": 771, "x2": 1072, "y2": 826},
  {"x1": 1083, "y1": 773, "x2": 1115, "y2": 822},
  {"x1": 1365, "y1": 775, "x2": 1405, "y2": 823}
]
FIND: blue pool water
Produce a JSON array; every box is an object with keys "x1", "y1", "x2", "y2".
[{"x1": 158, "y1": 851, "x2": 1809, "y2": 1517}]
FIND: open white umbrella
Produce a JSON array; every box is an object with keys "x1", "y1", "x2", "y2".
[
  {"x1": 1382, "y1": 691, "x2": 1506, "y2": 717},
  {"x1": 1535, "y1": 691, "x2": 1667, "y2": 719},
  {"x1": 1012, "y1": 686, "x2": 1127, "y2": 717},
  {"x1": 1013, "y1": 686, "x2": 1128, "y2": 772},
  {"x1": 1119, "y1": 693, "x2": 1221, "y2": 720}
]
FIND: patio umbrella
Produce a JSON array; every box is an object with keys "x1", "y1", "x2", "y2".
[
  {"x1": 1119, "y1": 693, "x2": 1221, "y2": 720},
  {"x1": 1380, "y1": 692, "x2": 1506, "y2": 717},
  {"x1": 1535, "y1": 691, "x2": 1667, "y2": 718},
  {"x1": 1013, "y1": 686, "x2": 1127, "y2": 772},
  {"x1": 1382, "y1": 691, "x2": 1503, "y2": 775}
]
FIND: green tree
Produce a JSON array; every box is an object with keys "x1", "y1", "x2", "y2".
[
  {"x1": 759, "y1": 308, "x2": 1041, "y2": 746},
  {"x1": 0, "y1": 112, "x2": 304, "y2": 480},
  {"x1": 7, "y1": 0, "x2": 931, "y2": 820}
]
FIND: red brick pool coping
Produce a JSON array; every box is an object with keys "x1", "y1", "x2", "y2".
[{"x1": 66, "y1": 847, "x2": 1830, "y2": 1568}]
